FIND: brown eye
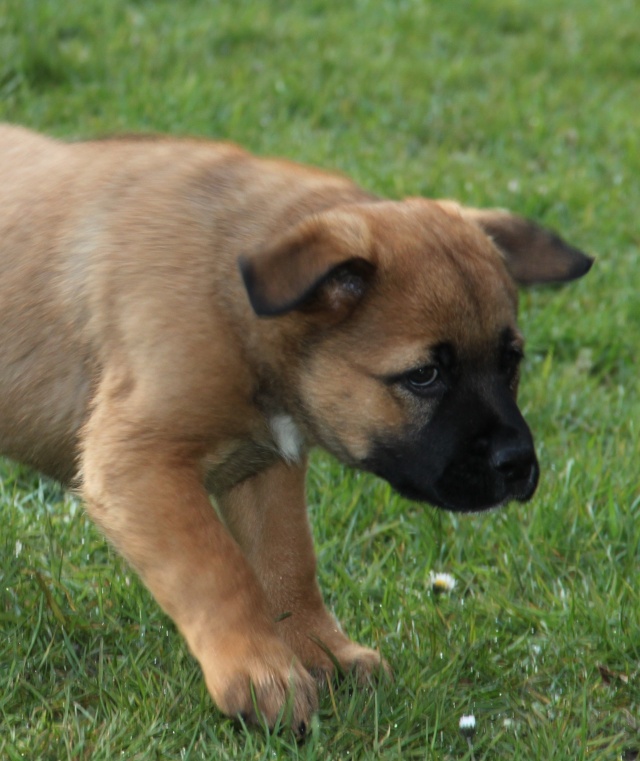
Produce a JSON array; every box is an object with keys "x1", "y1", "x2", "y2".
[{"x1": 405, "y1": 366, "x2": 439, "y2": 391}]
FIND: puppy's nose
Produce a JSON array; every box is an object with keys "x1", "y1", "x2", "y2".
[{"x1": 491, "y1": 440, "x2": 536, "y2": 484}]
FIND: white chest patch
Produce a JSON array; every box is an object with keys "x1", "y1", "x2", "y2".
[{"x1": 269, "y1": 414, "x2": 304, "y2": 463}]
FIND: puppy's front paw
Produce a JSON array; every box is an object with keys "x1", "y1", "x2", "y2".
[
  {"x1": 310, "y1": 638, "x2": 392, "y2": 686},
  {"x1": 278, "y1": 614, "x2": 391, "y2": 685},
  {"x1": 201, "y1": 634, "x2": 318, "y2": 737}
]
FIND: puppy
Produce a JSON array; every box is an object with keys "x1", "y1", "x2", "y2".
[{"x1": 0, "y1": 125, "x2": 592, "y2": 734}]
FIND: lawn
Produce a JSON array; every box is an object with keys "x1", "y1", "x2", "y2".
[{"x1": 0, "y1": 0, "x2": 638, "y2": 758}]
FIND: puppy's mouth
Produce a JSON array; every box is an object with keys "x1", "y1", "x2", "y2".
[
  {"x1": 363, "y1": 452, "x2": 540, "y2": 514},
  {"x1": 430, "y1": 453, "x2": 540, "y2": 512},
  {"x1": 442, "y1": 465, "x2": 538, "y2": 513}
]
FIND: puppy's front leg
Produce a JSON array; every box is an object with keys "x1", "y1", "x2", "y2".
[
  {"x1": 218, "y1": 459, "x2": 388, "y2": 683},
  {"x1": 80, "y1": 405, "x2": 316, "y2": 733}
]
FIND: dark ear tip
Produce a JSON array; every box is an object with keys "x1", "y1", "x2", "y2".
[
  {"x1": 566, "y1": 249, "x2": 595, "y2": 281},
  {"x1": 582, "y1": 254, "x2": 595, "y2": 274}
]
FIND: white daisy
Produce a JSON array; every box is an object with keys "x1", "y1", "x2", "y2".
[
  {"x1": 459, "y1": 714, "x2": 476, "y2": 736},
  {"x1": 429, "y1": 571, "x2": 456, "y2": 595}
]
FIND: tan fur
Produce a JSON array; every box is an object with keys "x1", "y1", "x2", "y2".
[{"x1": 0, "y1": 125, "x2": 591, "y2": 734}]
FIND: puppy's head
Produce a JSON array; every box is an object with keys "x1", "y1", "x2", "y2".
[{"x1": 240, "y1": 199, "x2": 592, "y2": 512}]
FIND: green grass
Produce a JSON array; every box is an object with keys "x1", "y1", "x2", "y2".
[{"x1": 1, "y1": 0, "x2": 639, "y2": 758}]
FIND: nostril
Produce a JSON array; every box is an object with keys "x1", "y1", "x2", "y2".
[{"x1": 491, "y1": 445, "x2": 535, "y2": 482}]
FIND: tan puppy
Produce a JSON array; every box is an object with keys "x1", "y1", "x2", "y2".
[{"x1": 0, "y1": 125, "x2": 591, "y2": 735}]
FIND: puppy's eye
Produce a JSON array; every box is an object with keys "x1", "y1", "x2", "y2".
[{"x1": 405, "y1": 365, "x2": 439, "y2": 391}]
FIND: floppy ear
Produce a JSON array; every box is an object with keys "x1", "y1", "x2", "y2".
[
  {"x1": 437, "y1": 202, "x2": 594, "y2": 285},
  {"x1": 239, "y1": 210, "x2": 374, "y2": 317}
]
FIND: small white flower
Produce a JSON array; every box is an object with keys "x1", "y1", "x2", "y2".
[
  {"x1": 15, "y1": 540, "x2": 23, "y2": 557},
  {"x1": 429, "y1": 571, "x2": 456, "y2": 595},
  {"x1": 459, "y1": 714, "x2": 476, "y2": 736}
]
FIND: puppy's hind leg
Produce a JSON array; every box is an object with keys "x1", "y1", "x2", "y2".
[{"x1": 218, "y1": 458, "x2": 390, "y2": 686}]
